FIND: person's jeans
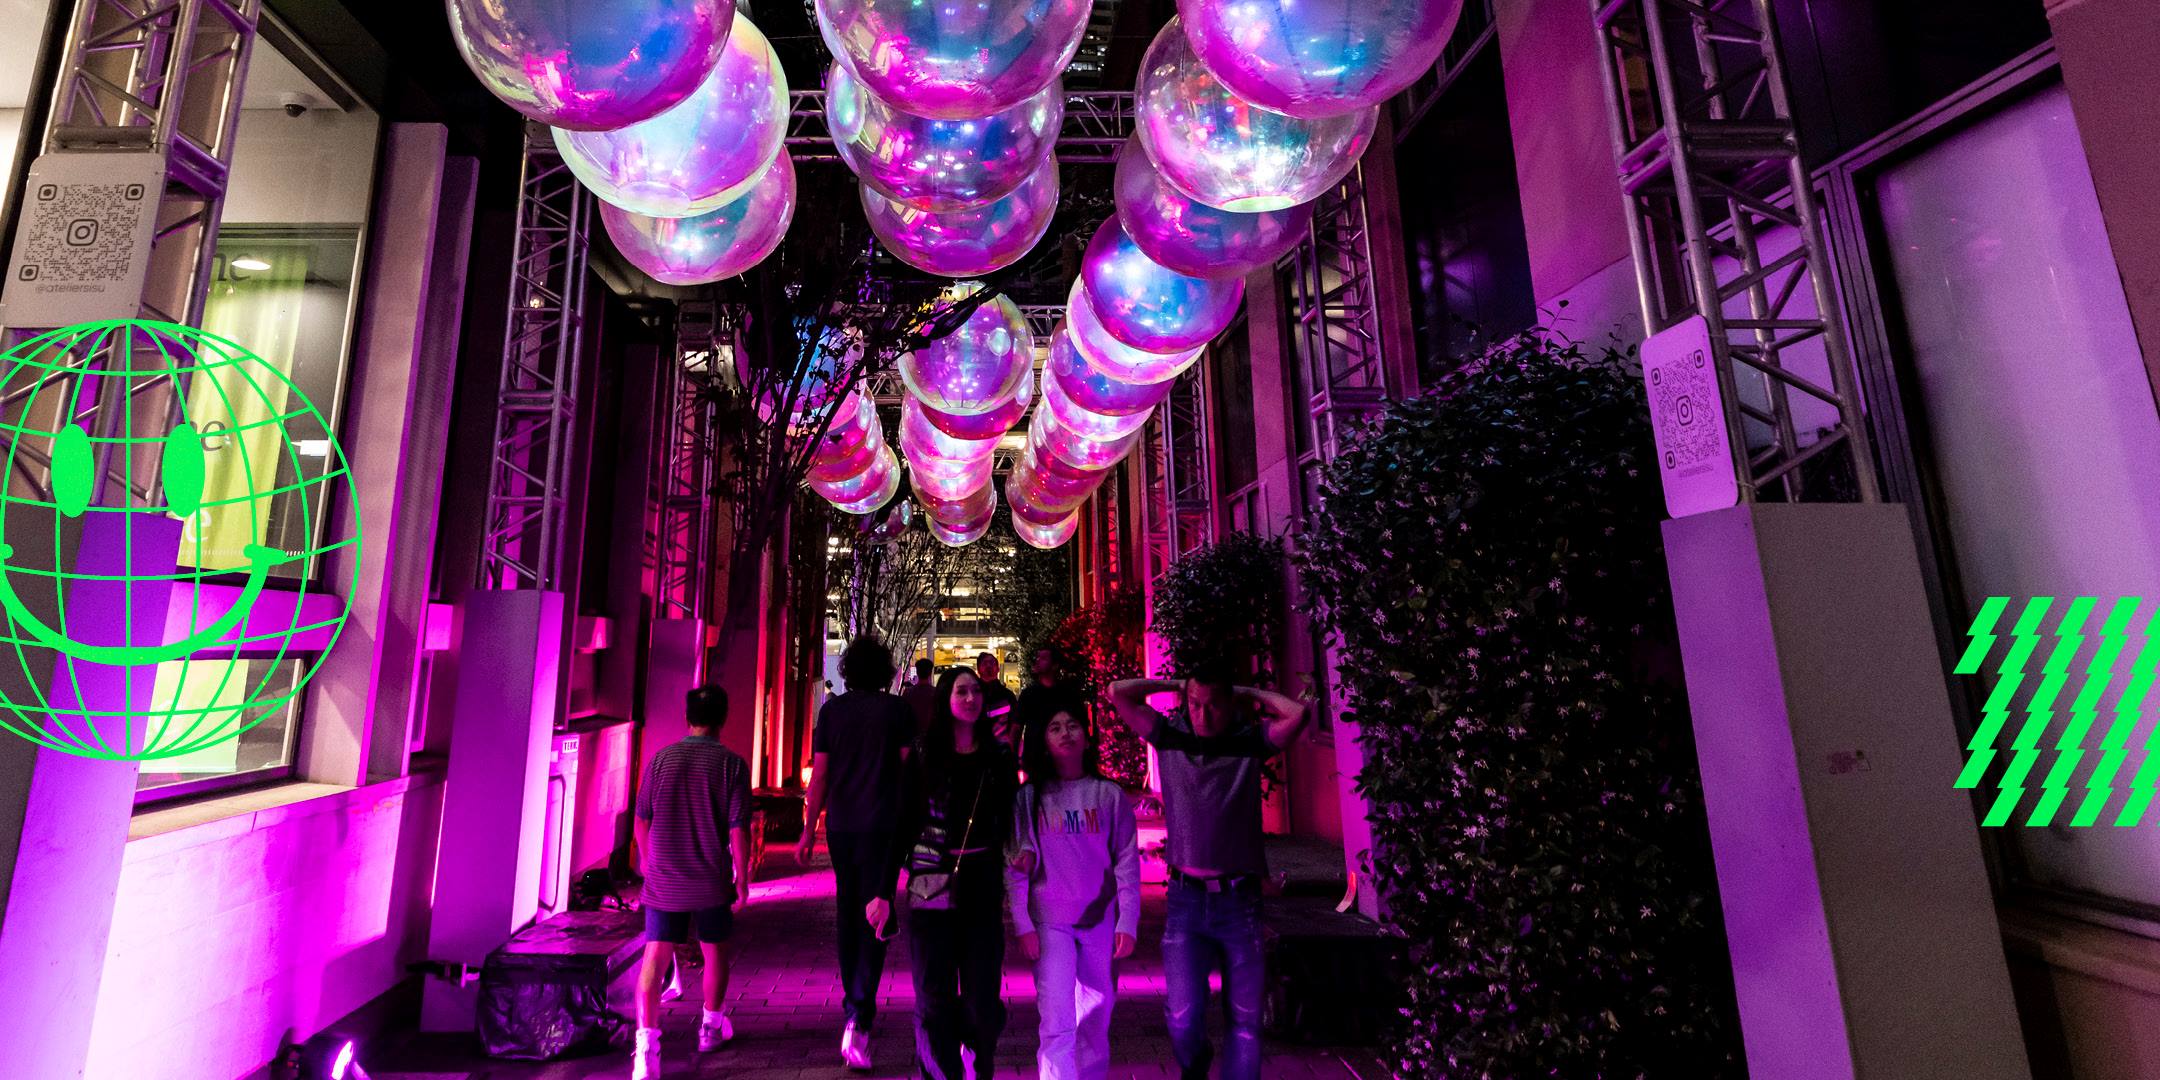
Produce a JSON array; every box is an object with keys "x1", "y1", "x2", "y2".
[
  {"x1": 826, "y1": 829, "x2": 896, "y2": 1030},
  {"x1": 1162, "y1": 880, "x2": 1264, "y2": 1080},
  {"x1": 908, "y1": 872, "x2": 1007, "y2": 1080},
  {"x1": 1034, "y1": 921, "x2": 1116, "y2": 1080}
]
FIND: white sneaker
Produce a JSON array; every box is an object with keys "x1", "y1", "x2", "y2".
[
  {"x1": 632, "y1": 1028, "x2": 662, "y2": 1080},
  {"x1": 697, "y1": 1011, "x2": 733, "y2": 1052},
  {"x1": 841, "y1": 1023, "x2": 872, "y2": 1070}
]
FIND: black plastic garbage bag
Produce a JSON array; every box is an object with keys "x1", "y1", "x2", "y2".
[{"x1": 476, "y1": 910, "x2": 643, "y2": 1060}]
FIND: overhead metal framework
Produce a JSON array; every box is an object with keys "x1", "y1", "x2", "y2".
[
  {"x1": 477, "y1": 127, "x2": 592, "y2": 591},
  {"x1": 1160, "y1": 365, "x2": 1213, "y2": 561},
  {"x1": 653, "y1": 302, "x2": 724, "y2": 621},
  {"x1": 1282, "y1": 164, "x2": 1393, "y2": 466},
  {"x1": 788, "y1": 90, "x2": 1135, "y2": 163},
  {"x1": 1591, "y1": 0, "x2": 1879, "y2": 502}
]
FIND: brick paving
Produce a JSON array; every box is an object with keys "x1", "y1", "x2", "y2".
[{"x1": 376, "y1": 846, "x2": 1388, "y2": 1079}]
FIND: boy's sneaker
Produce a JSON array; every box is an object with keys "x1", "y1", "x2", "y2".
[
  {"x1": 841, "y1": 1022, "x2": 872, "y2": 1070},
  {"x1": 632, "y1": 1027, "x2": 662, "y2": 1080},
  {"x1": 697, "y1": 1011, "x2": 734, "y2": 1052}
]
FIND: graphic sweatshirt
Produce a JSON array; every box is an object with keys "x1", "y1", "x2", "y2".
[{"x1": 1006, "y1": 776, "x2": 1141, "y2": 937}]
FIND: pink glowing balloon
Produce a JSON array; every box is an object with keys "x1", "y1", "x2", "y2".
[
  {"x1": 910, "y1": 456, "x2": 994, "y2": 502},
  {"x1": 1080, "y1": 216, "x2": 1243, "y2": 353},
  {"x1": 1136, "y1": 18, "x2": 1377, "y2": 213},
  {"x1": 920, "y1": 480, "x2": 997, "y2": 529},
  {"x1": 1012, "y1": 506, "x2": 1079, "y2": 548},
  {"x1": 833, "y1": 463, "x2": 903, "y2": 515},
  {"x1": 899, "y1": 292, "x2": 1034, "y2": 415},
  {"x1": 815, "y1": 0, "x2": 1091, "y2": 120},
  {"x1": 554, "y1": 12, "x2": 787, "y2": 217},
  {"x1": 1029, "y1": 405, "x2": 1143, "y2": 472},
  {"x1": 930, "y1": 514, "x2": 993, "y2": 546},
  {"x1": 830, "y1": 60, "x2": 1062, "y2": 212},
  {"x1": 1113, "y1": 134, "x2": 1312, "y2": 280},
  {"x1": 1042, "y1": 350, "x2": 1154, "y2": 440},
  {"x1": 447, "y1": 0, "x2": 731, "y2": 131},
  {"x1": 864, "y1": 157, "x2": 1059, "y2": 278},
  {"x1": 1046, "y1": 325, "x2": 1174, "y2": 417},
  {"x1": 1004, "y1": 472, "x2": 1075, "y2": 528},
  {"x1": 917, "y1": 362, "x2": 1033, "y2": 440},
  {"x1": 1065, "y1": 281, "x2": 1204, "y2": 385},
  {"x1": 1013, "y1": 446, "x2": 1103, "y2": 512},
  {"x1": 810, "y1": 433, "x2": 883, "y2": 484},
  {"x1": 602, "y1": 152, "x2": 795, "y2": 285},
  {"x1": 1179, "y1": 0, "x2": 1464, "y2": 119},
  {"x1": 813, "y1": 444, "x2": 899, "y2": 506},
  {"x1": 812, "y1": 389, "x2": 879, "y2": 453},
  {"x1": 745, "y1": 323, "x2": 862, "y2": 423},
  {"x1": 902, "y1": 395, "x2": 1001, "y2": 461}
]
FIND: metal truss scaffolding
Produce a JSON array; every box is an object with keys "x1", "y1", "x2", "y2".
[
  {"x1": 1137, "y1": 414, "x2": 1170, "y2": 584},
  {"x1": 1160, "y1": 366, "x2": 1213, "y2": 560},
  {"x1": 788, "y1": 91, "x2": 1134, "y2": 163},
  {"x1": 478, "y1": 127, "x2": 592, "y2": 591},
  {"x1": 1282, "y1": 165, "x2": 1393, "y2": 468},
  {"x1": 1591, "y1": 0, "x2": 1879, "y2": 502},
  {"x1": 654, "y1": 302, "x2": 722, "y2": 621}
]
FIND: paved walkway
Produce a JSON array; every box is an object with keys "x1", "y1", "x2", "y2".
[{"x1": 376, "y1": 847, "x2": 1386, "y2": 1079}]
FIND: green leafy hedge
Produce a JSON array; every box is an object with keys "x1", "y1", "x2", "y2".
[
  {"x1": 1149, "y1": 531, "x2": 1286, "y2": 683},
  {"x1": 1297, "y1": 333, "x2": 1742, "y2": 1077}
]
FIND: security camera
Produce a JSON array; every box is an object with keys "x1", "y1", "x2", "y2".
[{"x1": 278, "y1": 93, "x2": 310, "y2": 118}]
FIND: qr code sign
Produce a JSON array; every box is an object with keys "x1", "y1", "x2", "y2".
[
  {"x1": 1640, "y1": 315, "x2": 1738, "y2": 517},
  {"x1": 18, "y1": 179, "x2": 151, "y2": 285}
]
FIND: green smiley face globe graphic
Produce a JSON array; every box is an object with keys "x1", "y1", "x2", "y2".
[{"x1": 0, "y1": 319, "x2": 358, "y2": 761}]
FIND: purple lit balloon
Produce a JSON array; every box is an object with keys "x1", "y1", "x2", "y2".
[
  {"x1": 1046, "y1": 325, "x2": 1174, "y2": 417},
  {"x1": 1065, "y1": 280, "x2": 1204, "y2": 385},
  {"x1": 910, "y1": 454, "x2": 994, "y2": 502},
  {"x1": 810, "y1": 433, "x2": 883, "y2": 484},
  {"x1": 930, "y1": 514, "x2": 993, "y2": 546},
  {"x1": 918, "y1": 362, "x2": 1032, "y2": 441},
  {"x1": 554, "y1": 12, "x2": 787, "y2": 217},
  {"x1": 1012, "y1": 506, "x2": 1079, "y2": 549},
  {"x1": 1080, "y1": 216, "x2": 1243, "y2": 353},
  {"x1": 1180, "y1": 0, "x2": 1463, "y2": 119},
  {"x1": 744, "y1": 323, "x2": 862, "y2": 423},
  {"x1": 813, "y1": 390, "x2": 879, "y2": 454},
  {"x1": 899, "y1": 292, "x2": 1034, "y2": 415},
  {"x1": 813, "y1": 444, "x2": 900, "y2": 507},
  {"x1": 830, "y1": 61, "x2": 1062, "y2": 212},
  {"x1": 921, "y1": 480, "x2": 996, "y2": 528},
  {"x1": 602, "y1": 152, "x2": 795, "y2": 285},
  {"x1": 1013, "y1": 447, "x2": 1103, "y2": 513},
  {"x1": 834, "y1": 465, "x2": 903, "y2": 515},
  {"x1": 1042, "y1": 350, "x2": 1154, "y2": 440},
  {"x1": 1113, "y1": 134, "x2": 1311, "y2": 280},
  {"x1": 1005, "y1": 473, "x2": 1070, "y2": 528},
  {"x1": 902, "y1": 394, "x2": 1002, "y2": 462},
  {"x1": 1136, "y1": 18, "x2": 1377, "y2": 212},
  {"x1": 815, "y1": 0, "x2": 1092, "y2": 120},
  {"x1": 864, "y1": 157, "x2": 1059, "y2": 278},
  {"x1": 1029, "y1": 405, "x2": 1143, "y2": 472},
  {"x1": 447, "y1": 0, "x2": 730, "y2": 131}
]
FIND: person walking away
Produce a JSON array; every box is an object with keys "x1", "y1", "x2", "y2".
[
  {"x1": 976, "y1": 651, "x2": 1020, "y2": 750},
  {"x1": 904, "y1": 657, "x2": 941, "y2": 737},
  {"x1": 796, "y1": 636, "x2": 916, "y2": 1070},
  {"x1": 1108, "y1": 666, "x2": 1312, "y2": 1080},
  {"x1": 1014, "y1": 645, "x2": 1084, "y2": 764},
  {"x1": 1008, "y1": 708, "x2": 1139, "y2": 1080},
  {"x1": 633, "y1": 685, "x2": 753, "y2": 1080},
  {"x1": 901, "y1": 667, "x2": 1020, "y2": 1079}
]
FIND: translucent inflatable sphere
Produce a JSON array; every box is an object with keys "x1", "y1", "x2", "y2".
[
  {"x1": 1113, "y1": 133, "x2": 1312, "y2": 280},
  {"x1": 809, "y1": 433, "x2": 883, "y2": 485},
  {"x1": 1013, "y1": 506, "x2": 1079, "y2": 549},
  {"x1": 811, "y1": 389, "x2": 879, "y2": 455},
  {"x1": 554, "y1": 13, "x2": 787, "y2": 217},
  {"x1": 1136, "y1": 18, "x2": 1378, "y2": 212},
  {"x1": 816, "y1": 0, "x2": 1092, "y2": 120},
  {"x1": 921, "y1": 479, "x2": 997, "y2": 529},
  {"x1": 1013, "y1": 447, "x2": 1102, "y2": 513},
  {"x1": 811, "y1": 443, "x2": 895, "y2": 500},
  {"x1": 910, "y1": 454, "x2": 994, "y2": 502},
  {"x1": 830, "y1": 61, "x2": 1062, "y2": 213},
  {"x1": 1045, "y1": 327, "x2": 1173, "y2": 418},
  {"x1": 1180, "y1": 0, "x2": 1463, "y2": 120},
  {"x1": 930, "y1": 514, "x2": 992, "y2": 547},
  {"x1": 902, "y1": 394, "x2": 1002, "y2": 461},
  {"x1": 1004, "y1": 472, "x2": 1073, "y2": 528},
  {"x1": 602, "y1": 152, "x2": 795, "y2": 285},
  {"x1": 1066, "y1": 281, "x2": 1204, "y2": 385},
  {"x1": 918, "y1": 362, "x2": 1032, "y2": 441},
  {"x1": 447, "y1": 0, "x2": 731, "y2": 131},
  {"x1": 1042, "y1": 354, "x2": 1153, "y2": 441},
  {"x1": 899, "y1": 293, "x2": 1034, "y2": 415},
  {"x1": 1029, "y1": 405, "x2": 1142, "y2": 472},
  {"x1": 1081, "y1": 216, "x2": 1243, "y2": 353},
  {"x1": 822, "y1": 447, "x2": 903, "y2": 514},
  {"x1": 864, "y1": 157, "x2": 1059, "y2": 278},
  {"x1": 746, "y1": 322, "x2": 861, "y2": 423}
]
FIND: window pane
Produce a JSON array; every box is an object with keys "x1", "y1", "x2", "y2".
[
  {"x1": 135, "y1": 658, "x2": 305, "y2": 791},
  {"x1": 1875, "y1": 83, "x2": 2160, "y2": 907}
]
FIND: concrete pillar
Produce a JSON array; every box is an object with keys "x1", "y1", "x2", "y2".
[
  {"x1": 422, "y1": 588, "x2": 565, "y2": 1030},
  {"x1": 2045, "y1": 0, "x2": 2160, "y2": 401},
  {"x1": 0, "y1": 513, "x2": 181, "y2": 1079},
  {"x1": 1663, "y1": 503, "x2": 2028, "y2": 1080}
]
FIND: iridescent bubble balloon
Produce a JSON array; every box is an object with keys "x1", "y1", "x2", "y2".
[
  {"x1": 1012, "y1": 506, "x2": 1079, "y2": 549},
  {"x1": 602, "y1": 152, "x2": 795, "y2": 285},
  {"x1": 745, "y1": 323, "x2": 861, "y2": 423},
  {"x1": 812, "y1": 389, "x2": 879, "y2": 454},
  {"x1": 1113, "y1": 133, "x2": 1311, "y2": 280},
  {"x1": 921, "y1": 479, "x2": 996, "y2": 528},
  {"x1": 1013, "y1": 446, "x2": 1103, "y2": 513},
  {"x1": 1005, "y1": 473, "x2": 1070, "y2": 528},
  {"x1": 1080, "y1": 216, "x2": 1243, "y2": 353},
  {"x1": 1046, "y1": 325, "x2": 1174, "y2": 417},
  {"x1": 810, "y1": 433, "x2": 883, "y2": 484},
  {"x1": 902, "y1": 394, "x2": 1002, "y2": 462},
  {"x1": 864, "y1": 157, "x2": 1059, "y2": 278},
  {"x1": 1180, "y1": 0, "x2": 1463, "y2": 119},
  {"x1": 816, "y1": 0, "x2": 1092, "y2": 120},
  {"x1": 834, "y1": 463, "x2": 903, "y2": 515},
  {"x1": 899, "y1": 292, "x2": 1034, "y2": 415},
  {"x1": 830, "y1": 61, "x2": 1062, "y2": 212},
  {"x1": 553, "y1": 12, "x2": 787, "y2": 217},
  {"x1": 447, "y1": 0, "x2": 731, "y2": 131},
  {"x1": 1029, "y1": 405, "x2": 1143, "y2": 472},
  {"x1": 1065, "y1": 281, "x2": 1204, "y2": 385},
  {"x1": 1136, "y1": 18, "x2": 1377, "y2": 212},
  {"x1": 1043, "y1": 351, "x2": 1154, "y2": 440},
  {"x1": 910, "y1": 454, "x2": 994, "y2": 502},
  {"x1": 930, "y1": 514, "x2": 993, "y2": 546},
  {"x1": 813, "y1": 444, "x2": 900, "y2": 508},
  {"x1": 918, "y1": 362, "x2": 1033, "y2": 441}
]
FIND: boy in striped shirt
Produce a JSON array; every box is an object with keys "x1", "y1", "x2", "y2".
[{"x1": 633, "y1": 685, "x2": 753, "y2": 1080}]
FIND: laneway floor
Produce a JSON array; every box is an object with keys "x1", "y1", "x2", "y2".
[{"x1": 375, "y1": 847, "x2": 1388, "y2": 1079}]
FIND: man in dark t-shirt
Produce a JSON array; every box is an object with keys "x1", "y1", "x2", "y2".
[
  {"x1": 633, "y1": 685, "x2": 752, "y2": 1080},
  {"x1": 903, "y1": 658, "x2": 940, "y2": 737},
  {"x1": 796, "y1": 636, "x2": 916, "y2": 1070}
]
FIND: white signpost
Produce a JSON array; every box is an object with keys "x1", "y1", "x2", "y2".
[
  {"x1": 1641, "y1": 314, "x2": 1740, "y2": 517},
  {"x1": 0, "y1": 152, "x2": 164, "y2": 329}
]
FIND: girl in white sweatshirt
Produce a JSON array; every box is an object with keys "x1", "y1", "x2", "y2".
[{"x1": 1008, "y1": 708, "x2": 1141, "y2": 1080}]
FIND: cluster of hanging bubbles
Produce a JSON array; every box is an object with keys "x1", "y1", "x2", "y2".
[{"x1": 448, "y1": 0, "x2": 1463, "y2": 545}]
